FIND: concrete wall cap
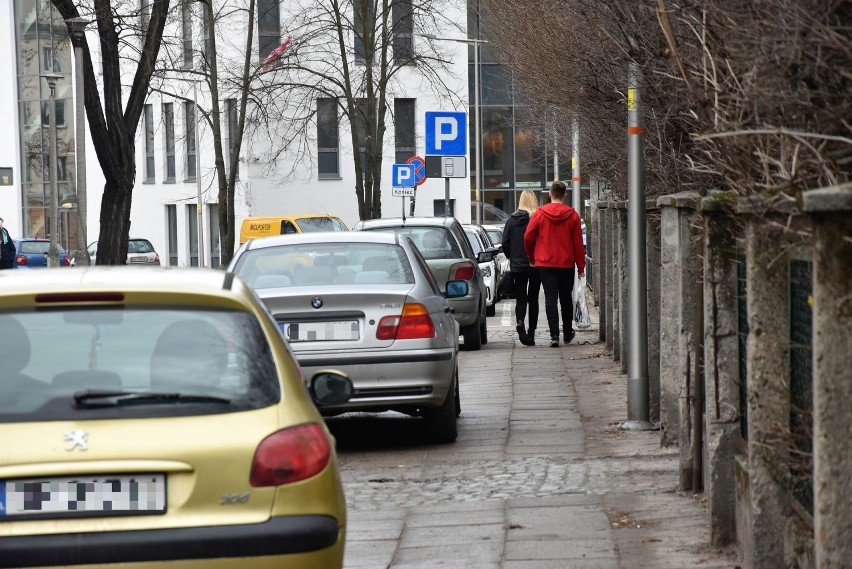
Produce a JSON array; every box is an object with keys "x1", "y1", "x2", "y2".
[
  {"x1": 700, "y1": 190, "x2": 741, "y2": 213},
  {"x1": 656, "y1": 192, "x2": 701, "y2": 210},
  {"x1": 801, "y1": 183, "x2": 852, "y2": 213},
  {"x1": 735, "y1": 193, "x2": 799, "y2": 215}
]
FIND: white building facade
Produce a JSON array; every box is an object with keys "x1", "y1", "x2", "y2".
[{"x1": 1, "y1": 0, "x2": 471, "y2": 267}]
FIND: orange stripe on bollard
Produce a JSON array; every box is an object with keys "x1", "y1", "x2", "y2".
[{"x1": 627, "y1": 126, "x2": 646, "y2": 135}]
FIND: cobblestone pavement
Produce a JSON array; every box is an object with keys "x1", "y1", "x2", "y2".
[{"x1": 332, "y1": 298, "x2": 741, "y2": 569}]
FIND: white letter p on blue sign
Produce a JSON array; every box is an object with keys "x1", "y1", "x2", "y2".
[
  {"x1": 392, "y1": 164, "x2": 415, "y2": 187},
  {"x1": 425, "y1": 111, "x2": 467, "y2": 156}
]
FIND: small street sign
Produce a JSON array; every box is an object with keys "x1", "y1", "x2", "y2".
[
  {"x1": 405, "y1": 156, "x2": 427, "y2": 186},
  {"x1": 425, "y1": 156, "x2": 467, "y2": 178},
  {"x1": 392, "y1": 164, "x2": 416, "y2": 187},
  {"x1": 392, "y1": 187, "x2": 415, "y2": 197}
]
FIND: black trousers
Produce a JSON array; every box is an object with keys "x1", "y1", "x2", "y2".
[
  {"x1": 512, "y1": 270, "x2": 541, "y2": 330},
  {"x1": 538, "y1": 267, "x2": 575, "y2": 340}
]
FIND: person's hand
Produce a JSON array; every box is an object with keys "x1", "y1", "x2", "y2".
[{"x1": 578, "y1": 271, "x2": 585, "y2": 278}]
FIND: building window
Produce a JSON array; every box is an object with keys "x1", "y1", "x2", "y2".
[
  {"x1": 140, "y1": 0, "x2": 151, "y2": 34},
  {"x1": 188, "y1": 204, "x2": 199, "y2": 266},
  {"x1": 353, "y1": 0, "x2": 375, "y2": 64},
  {"x1": 392, "y1": 0, "x2": 413, "y2": 64},
  {"x1": 41, "y1": 47, "x2": 61, "y2": 73},
  {"x1": 258, "y1": 0, "x2": 280, "y2": 60},
  {"x1": 201, "y1": 2, "x2": 211, "y2": 67},
  {"x1": 317, "y1": 98, "x2": 339, "y2": 178},
  {"x1": 41, "y1": 99, "x2": 66, "y2": 127},
  {"x1": 163, "y1": 103, "x2": 176, "y2": 181},
  {"x1": 144, "y1": 104, "x2": 155, "y2": 182},
  {"x1": 185, "y1": 101, "x2": 196, "y2": 179},
  {"x1": 166, "y1": 204, "x2": 178, "y2": 265},
  {"x1": 226, "y1": 99, "x2": 239, "y2": 178},
  {"x1": 181, "y1": 1, "x2": 193, "y2": 68},
  {"x1": 208, "y1": 203, "x2": 220, "y2": 268},
  {"x1": 394, "y1": 98, "x2": 415, "y2": 164}
]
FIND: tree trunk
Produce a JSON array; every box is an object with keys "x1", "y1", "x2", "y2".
[{"x1": 95, "y1": 178, "x2": 133, "y2": 265}]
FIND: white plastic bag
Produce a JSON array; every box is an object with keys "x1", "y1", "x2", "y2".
[{"x1": 574, "y1": 276, "x2": 591, "y2": 329}]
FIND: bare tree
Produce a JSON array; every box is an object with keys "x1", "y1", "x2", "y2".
[{"x1": 52, "y1": 0, "x2": 172, "y2": 264}]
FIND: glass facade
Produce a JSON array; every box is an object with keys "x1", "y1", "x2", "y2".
[
  {"x1": 467, "y1": 3, "x2": 570, "y2": 224},
  {"x1": 14, "y1": 0, "x2": 79, "y2": 246}
]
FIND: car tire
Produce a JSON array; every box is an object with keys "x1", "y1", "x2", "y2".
[
  {"x1": 461, "y1": 318, "x2": 482, "y2": 351},
  {"x1": 480, "y1": 311, "x2": 488, "y2": 345},
  {"x1": 486, "y1": 302, "x2": 496, "y2": 317},
  {"x1": 424, "y1": 373, "x2": 458, "y2": 443}
]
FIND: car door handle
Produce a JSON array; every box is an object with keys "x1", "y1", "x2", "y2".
[{"x1": 445, "y1": 307, "x2": 454, "y2": 314}]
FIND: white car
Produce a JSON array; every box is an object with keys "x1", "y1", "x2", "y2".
[
  {"x1": 481, "y1": 224, "x2": 509, "y2": 274},
  {"x1": 463, "y1": 225, "x2": 501, "y2": 317}
]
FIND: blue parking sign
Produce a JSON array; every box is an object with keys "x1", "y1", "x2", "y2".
[
  {"x1": 425, "y1": 111, "x2": 467, "y2": 156},
  {"x1": 392, "y1": 164, "x2": 416, "y2": 187}
]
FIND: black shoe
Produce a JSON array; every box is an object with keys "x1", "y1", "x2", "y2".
[
  {"x1": 526, "y1": 329, "x2": 536, "y2": 346},
  {"x1": 564, "y1": 330, "x2": 576, "y2": 344},
  {"x1": 516, "y1": 324, "x2": 532, "y2": 346},
  {"x1": 550, "y1": 338, "x2": 559, "y2": 348}
]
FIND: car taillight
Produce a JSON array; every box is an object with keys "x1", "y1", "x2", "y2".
[
  {"x1": 250, "y1": 423, "x2": 331, "y2": 487},
  {"x1": 154, "y1": 252, "x2": 160, "y2": 264},
  {"x1": 376, "y1": 303, "x2": 436, "y2": 340},
  {"x1": 16, "y1": 255, "x2": 27, "y2": 266},
  {"x1": 449, "y1": 261, "x2": 475, "y2": 281},
  {"x1": 62, "y1": 256, "x2": 70, "y2": 266}
]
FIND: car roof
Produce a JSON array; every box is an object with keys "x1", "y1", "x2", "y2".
[
  {"x1": 0, "y1": 267, "x2": 249, "y2": 301},
  {"x1": 356, "y1": 217, "x2": 457, "y2": 229},
  {"x1": 242, "y1": 230, "x2": 399, "y2": 251}
]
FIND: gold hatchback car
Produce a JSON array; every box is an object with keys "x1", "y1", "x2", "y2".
[{"x1": 0, "y1": 268, "x2": 352, "y2": 568}]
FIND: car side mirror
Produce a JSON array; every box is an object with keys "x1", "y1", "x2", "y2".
[
  {"x1": 444, "y1": 280, "x2": 469, "y2": 298},
  {"x1": 477, "y1": 250, "x2": 494, "y2": 263},
  {"x1": 309, "y1": 370, "x2": 353, "y2": 406}
]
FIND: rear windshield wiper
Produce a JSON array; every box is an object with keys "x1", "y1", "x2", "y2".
[{"x1": 74, "y1": 389, "x2": 231, "y2": 408}]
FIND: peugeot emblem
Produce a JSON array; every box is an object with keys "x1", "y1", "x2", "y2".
[
  {"x1": 64, "y1": 429, "x2": 89, "y2": 451},
  {"x1": 311, "y1": 297, "x2": 323, "y2": 309}
]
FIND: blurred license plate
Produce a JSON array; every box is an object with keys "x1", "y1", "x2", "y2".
[
  {"x1": 0, "y1": 474, "x2": 166, "y2": 517},
  {"x1": 280, "y1": 321, "x2": 359, "y2": 342},
  {"x1": 130, "y1": 256, "x2": 148, "y2": 263}
]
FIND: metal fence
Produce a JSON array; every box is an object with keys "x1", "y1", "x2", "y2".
[{"x1": 788, "y1": 258, "x2": 813, "y2": 516}]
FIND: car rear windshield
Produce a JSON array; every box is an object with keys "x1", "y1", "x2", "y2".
[
  {"x1": 128, "y1": 239, "x2": 155, "y2": 254},
  {"x1": 20, "y1": 241, "x2": 66, "y2": 254},
  {"x1": 0, "y1": 308, "x2": 280, "y2": 423},
  {"x1": 296, "y1": 217, "x2": 347, "y2": 232},
  {"x1": 234, "y1": 242, "x2": 415, "y2": 287},
  {"x1": 364, "y1": 226, "x2": 462, "y2": 261}
]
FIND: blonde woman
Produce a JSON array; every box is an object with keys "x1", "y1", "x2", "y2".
[{"x1": 500, "y1": 190, "x2": 541, "y2": 345}]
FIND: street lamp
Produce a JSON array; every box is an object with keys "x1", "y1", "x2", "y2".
[
  {"x1": 66, "y1": 17, "x2": 92, "y2": 266},
  {"x1": 41, "y1": 73, "x2": 63, "y2": 268},
  {"x1": 418, "y1": 34, "x2": 487, "y2": 224}
]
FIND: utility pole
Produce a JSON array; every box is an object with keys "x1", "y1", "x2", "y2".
[
  {"x1": 620, "y1": 60, "x2": 654, "y2": 431},
  {"x1": 67, "y1": 17, "x2": 92, "y2": 266}
]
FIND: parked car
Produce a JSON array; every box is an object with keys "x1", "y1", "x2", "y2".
[
  {"x1": 0, "y1": 268, "x2": 352, "y2": 568},
  {"x1": 228, "y1": 231, "x2": 467, "y2": 442},
  {"x1": 481, "y1": 224, "x2": 509, "y2": 271},
  {"x1": 463, "y1": 224, "x2": 502, "y2": 317},
  {"x1": 239, "y1": 215, "x2": 349, "y2": 244},
  {"x1": 13, "y1": 238, "x2": 71, "y2": 268},
  {"x1": 352, "y1": 217, "x2": 491, "y2": 351},
  {"x1": 85, "y1": 238, "x2": 161, "y2": 266}
]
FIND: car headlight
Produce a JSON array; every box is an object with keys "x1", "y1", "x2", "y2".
[{"x1": 481, "y1": 265, "x2": 491, "y2": 277}]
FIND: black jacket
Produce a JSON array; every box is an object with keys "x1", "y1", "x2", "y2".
[
  {"x1": 0, "y1": 228, "x2": 15, "y2": 269},
  {"x1": 501, "y1": 210, "x2": 534, "y2": 273}
]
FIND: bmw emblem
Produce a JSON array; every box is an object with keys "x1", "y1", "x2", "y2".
[{"x1": 311, "y1": 297, "x2": 323, "y2": 309}]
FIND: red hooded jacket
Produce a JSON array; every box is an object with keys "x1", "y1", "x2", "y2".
[{"x1": 523, "y1": 202, "x2": 586, "y2": 272}]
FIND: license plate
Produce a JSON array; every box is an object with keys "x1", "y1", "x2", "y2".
[
  {"x1": 130, "y1": 256, "x2": 148, "y2": 263},
  {"x1": 0, "y1": 474, "x2": 166, "y2": 518},
  {"x1": 280, "y1": 320, "x2": 359, "y2": 342}
]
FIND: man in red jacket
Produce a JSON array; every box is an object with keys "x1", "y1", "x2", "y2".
[{"x1": 524, "y1": 181, "x2": 586, "y2": 347}]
